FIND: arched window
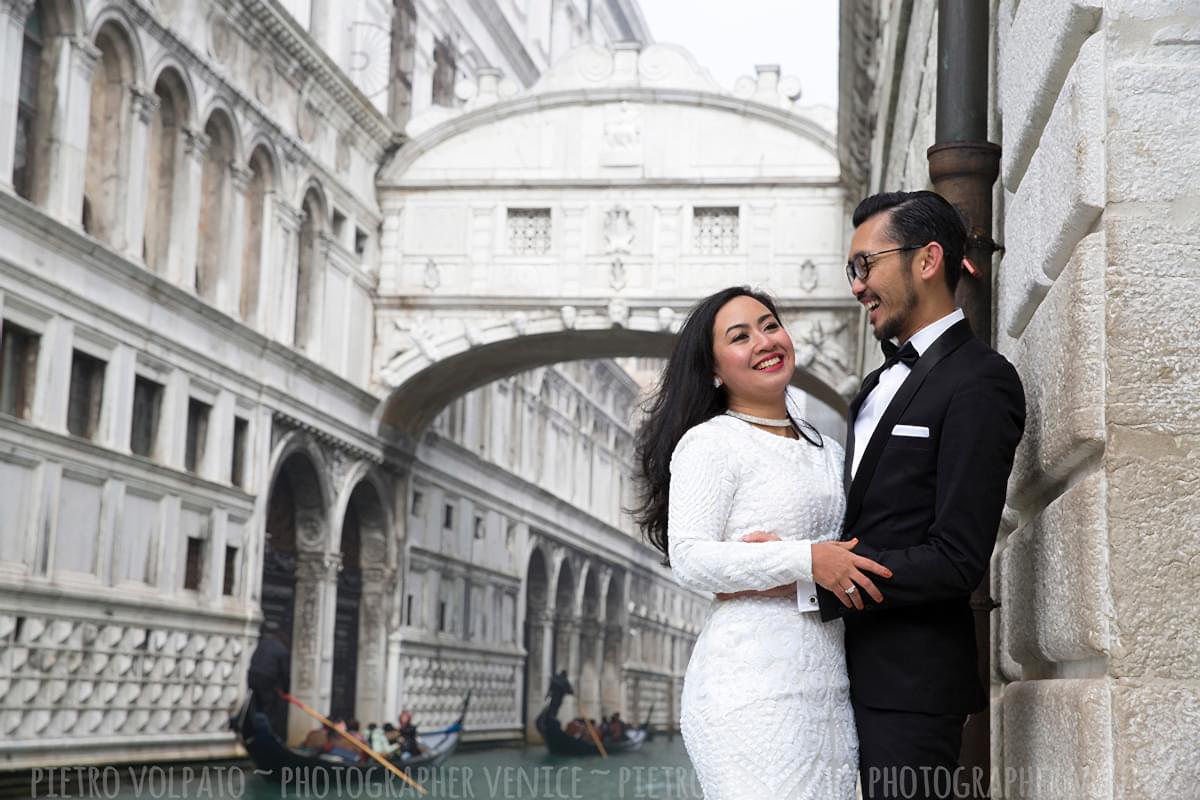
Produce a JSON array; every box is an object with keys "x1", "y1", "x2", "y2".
[
  {"x1": 240, "y1": 147, "x2": 273, "y2": 322},
  {"x1": 196, "y1": 111, "x2": 235, "y2": 302},
  {"x1": 143, "y1": 70, "x2": 188, "y2": 274},
  {"x1": 83, "y1": 22, "x2": 136, "y2": 246},
  {"x1": 294, "y1": 187, "x2": 324, "y2": 349},
  {"x1": 13, "y1": 4, "x2": 44, "y2": 199}
]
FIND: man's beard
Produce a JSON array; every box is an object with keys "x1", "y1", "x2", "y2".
[{"x1": 873, "y1": 270, "x2": 918, "y2": 342}]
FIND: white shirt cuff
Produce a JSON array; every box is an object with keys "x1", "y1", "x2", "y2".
[{"x1": 796, "y1": 579, "x2": 820, "y2": 613}]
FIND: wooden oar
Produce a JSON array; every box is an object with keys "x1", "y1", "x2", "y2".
[
  {"x1": 279, "y1": 691, "x2": 427, "y2": 795},
  {"x1": 574, "y1": 698, "x2": 608, "y2": 758}
]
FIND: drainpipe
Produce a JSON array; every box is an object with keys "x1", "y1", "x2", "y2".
[
  {"x1": 926, "y1": 1, "x2": 1001, "y2": 790},
  {"x1": 928, "y1": 1, "x2": 1001, "y2": 344}
]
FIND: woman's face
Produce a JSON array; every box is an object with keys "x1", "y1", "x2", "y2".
[{"x1": 711, "y1": 295, "x2": 795, "y2": 403}]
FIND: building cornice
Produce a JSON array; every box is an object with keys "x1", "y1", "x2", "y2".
[{"x1": 382, "y1": 86, "x2": 838, "y2": 184}]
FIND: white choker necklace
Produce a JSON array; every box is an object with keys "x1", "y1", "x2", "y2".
[{"x1": 725, "y1": 410, "x2": 793, "y2": 428}]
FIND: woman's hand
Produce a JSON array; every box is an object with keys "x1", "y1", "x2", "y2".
[
  {"x1": 811, "y1": 538, "x2": 893, "y2": 610},
  {"x1": 714, "y1": 532, "x2": 797, "y2": 601}
]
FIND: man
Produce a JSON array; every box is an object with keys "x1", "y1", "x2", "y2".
[
  {"x1": 246, "y1": 620, "x2": 290, "y2": 738},
  {"x1": 818, "y1": 190, "x2": 1025, "y2": 799}
]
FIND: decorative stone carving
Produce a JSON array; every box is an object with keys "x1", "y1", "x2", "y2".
[
  {"x1": 297, "y1": 101, "x2": 320, "y2": 143},
  {"x1": 799, "y1": 259, "x2": 819, "y2": 293},
  {"x1": 793, "y1": 317, "x2": 853, "y2": 393},
  {"x1": 208, "y1": 13, "x2": 237, "y2": 65},
  {"x1": 607, "y1": 298, "x2": 630, "y2": 328},
  {"x1": 603, "y1": 206, "x2": 635, "y2": 254},
  {"x1": 423, "y1": 258, "x2": 441, "y2": 291},
  {"x1": 0, "y1": 612, "x2": 244, "y2": 741},
  {"x1": 601, "y1": 103, "x2": 642, "y2": 166},
  {"x1": 511, "y1": 312, "x2": 529, "y2": 336},
  {"x1": 294, "y1": 508, "x2": 326, "y2": 551},
  {"x1": 560, "y1": 305, "x2": 578, "y2": 329},
  {"x1": 251, "y1": 58, "x2": 275, "y2": 105},
  {"x1": 130, "y1": 85, "x2": 160, "y2": 125},
  {"x1": 336, "y1": 131, "x2": 355, "y2": 173},
  {"x1": 609, "y1": 257, "x2": 627, "y2": 291},
  {"x1": 657, "y1": 306, "x2": 676, "y2": 332}
]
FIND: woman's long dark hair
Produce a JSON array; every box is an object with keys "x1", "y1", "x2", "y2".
[{"x1": 633, "y1": 287, "x2": 820, "y2": 561}]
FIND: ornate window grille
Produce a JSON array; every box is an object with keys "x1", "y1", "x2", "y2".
[
  {"x1": 507, "y1": 208, "x2": 552, "y2": 255},
  {"x1": 693, "y1": 207, "x2": 740, "y2": 254}
]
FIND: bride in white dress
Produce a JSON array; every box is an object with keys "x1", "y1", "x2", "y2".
[{"x1": 634, "y1": 288, "x2": 893, "y2": 800}]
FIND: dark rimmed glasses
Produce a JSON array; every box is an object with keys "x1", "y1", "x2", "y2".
[{"x1": 845, "y1": 245, "x2": 922, "y2": 285}]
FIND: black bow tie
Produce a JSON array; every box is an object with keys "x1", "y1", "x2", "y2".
[{"x1": 881, "y1": 340, "x2": 920, "y2": 370}]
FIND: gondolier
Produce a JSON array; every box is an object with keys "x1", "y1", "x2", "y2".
[{"x1": 246, "y1": 620, "x2": 290, "y2": 738}]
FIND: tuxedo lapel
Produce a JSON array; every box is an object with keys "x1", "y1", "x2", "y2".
[{"x1": 842, "y1": 320, "x2": 975, "y2": 532}]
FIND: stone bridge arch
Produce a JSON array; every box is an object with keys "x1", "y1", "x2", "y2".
[{"x1": 373, "y1": 42, "x2": 864, "y2": 441}]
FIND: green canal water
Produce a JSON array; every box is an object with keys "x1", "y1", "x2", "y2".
[{"x1": 28, "y1": 738, "x2": 701, "y2": 800}]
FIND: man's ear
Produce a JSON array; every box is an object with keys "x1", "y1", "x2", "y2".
[{"x1": 919, "y1": 241, "x2": 945, "y2": 283}]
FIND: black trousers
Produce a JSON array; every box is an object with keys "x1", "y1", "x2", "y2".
[{"x1": 854, "y1": 702, "x2": 968, "y2": 800}]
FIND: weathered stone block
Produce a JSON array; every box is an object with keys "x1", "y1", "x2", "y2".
[
  {"x1": 999, "y1": 231, "x2": 1105, "y2": 502},
  {"x1": 1002, "y1": 471, "x2": 1112, "y2": 668},
  {"x1": 1104, "y1": 212, "x2": 1200, "y2": 434},
  {"x1": 1000, "y1": 33, "x2": 1105, "y2": 338},
  {"x1": 1000, "y1": 0, "x2": 1102, "y2": 189},
  {"x1": 1106, "y1": 62, "x2": 1200, "y2": 205},
  {"x1": 1105, "y1": 429, "x2": 1200, "y2": 680},
  {"x1": 1112, "y1": 680, "x2": 1200, "y2": 799},
  {"x1": 1002, "y1": 679, "x2": 1112, "y2": 800}
]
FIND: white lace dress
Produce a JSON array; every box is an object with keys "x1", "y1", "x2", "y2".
[{"x1": 669, "y1": 415, "x2": 857, "y2": 800}]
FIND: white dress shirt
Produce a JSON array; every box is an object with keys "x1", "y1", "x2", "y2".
[{"x1": 850, "y1": 308, "x2": 965, "y2": 478}]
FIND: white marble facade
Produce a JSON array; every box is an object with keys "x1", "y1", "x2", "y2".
[
  {"x1": 0, "y1": 0, "x2": 725, "y2": 767},
  {"x1": 841, "y1": 1, "x2": 1200, "y2": 797}
]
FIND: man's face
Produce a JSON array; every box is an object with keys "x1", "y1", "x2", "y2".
[{"x1": 848, "y1": 212, "x2": 919, "y2": 342}]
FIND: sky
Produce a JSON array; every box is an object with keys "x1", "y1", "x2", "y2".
[{"x1": 637, "y1": 0, "x2": 840, "y2": 110}]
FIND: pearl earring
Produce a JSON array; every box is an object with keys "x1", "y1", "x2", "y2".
[{"x1": 713, "y1": 377, "x2": 723, "y2": 388}]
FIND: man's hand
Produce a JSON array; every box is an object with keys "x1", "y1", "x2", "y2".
[
  {"x1": 812, "y1": 537, "x2": 893, "y2": 610},
  {"x1": 714, "y1": 532, "x2": 797, "y2": 601}
]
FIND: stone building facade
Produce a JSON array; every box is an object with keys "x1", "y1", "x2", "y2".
[
  {"x1": 841, "y1": 1, "x2": 1199, "y2": 796},
  {"x1": 0, "y1": 0, "x2": 682, "y2": 768},
  {"x1": 405, "y1": 360, "x2": 706, "y2": 742}
]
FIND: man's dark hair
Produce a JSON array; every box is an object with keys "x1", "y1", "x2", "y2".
[{"x1": 852, "y1": 190, "x2": 968, "y2": 293}]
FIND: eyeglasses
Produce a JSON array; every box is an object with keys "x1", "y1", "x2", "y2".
[{"x1": 845, "y1": 245, "x2": 922, "y2": 285}]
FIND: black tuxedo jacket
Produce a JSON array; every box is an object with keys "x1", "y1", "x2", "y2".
[{"x1": 817, "y1": 319, "x2": 1025, "y2": 715}]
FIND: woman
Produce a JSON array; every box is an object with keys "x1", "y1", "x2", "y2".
[{"x1": 634, "y1": 287, "x2": 892, "y2": 799}]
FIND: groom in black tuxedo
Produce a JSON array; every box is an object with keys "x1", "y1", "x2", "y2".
[{"x1": 815, "y1": 191, "x2": 1025, "y2": 799}]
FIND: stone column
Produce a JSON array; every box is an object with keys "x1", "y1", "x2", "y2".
[
  {"x1": 271, "y1": 201, "x2": 303, "y2": 345},
  {"x1": 578, "y1": 619, "x2": 603, "y2": 718},
  {"x1": 303, "y1": 230, "x2": 335, "y2": 362},
  {"x1": 123, "y1": 85, "x2": 158, "y2": 262},
  {"x1": 288, "y1": 549, "x2": 340, "y2": 745},
  {"x1": 600, "y1": 622, "x2": 624, "y2": 717},
  {"x1": 0, "y1": 0, "x2": 35, "y2": 190},
  {"x1": 355, "y1": 561, "x2": 391, "y2": 723},
  {"x1": 525, "y1": 609, "x2": 555, "y2": 742},
  {"x1": 171, "y1": 127, "x2": 208, "y2": 291},
  {"x1": 553, "y1": 614, "x2": 581, "y2": 722},
  {"x1": 44, "y1": 35, "x2": 99, "y2": 226},
  {"x1": 224, "y1": 163, "x2": 252, "y2": 316}
]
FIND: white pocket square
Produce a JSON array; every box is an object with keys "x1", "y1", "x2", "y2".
[{"x1": 892, "y1": 424, "x2": 930, "y2": 438}]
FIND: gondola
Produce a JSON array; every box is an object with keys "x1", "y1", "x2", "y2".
[
  {"x1": 232, "y1": 692, "x2": 470, "y2": 783},
  {"x1": 535, "y1": 672, "x2": 649, "y2": 756}
]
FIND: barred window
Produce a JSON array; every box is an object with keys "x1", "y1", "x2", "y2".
[
  {"x1": 130, "y1": 376, "x2": 163, "y2": 458},
  {"x1": 0, "y1": 321, "x2": 39, "y2": 420},
  {"x1": 693, "y1": 207, "x2": 739, "y2": 254},
  {"x1": 507, "y1": 208, "x2": 552, "y2": 255}
]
